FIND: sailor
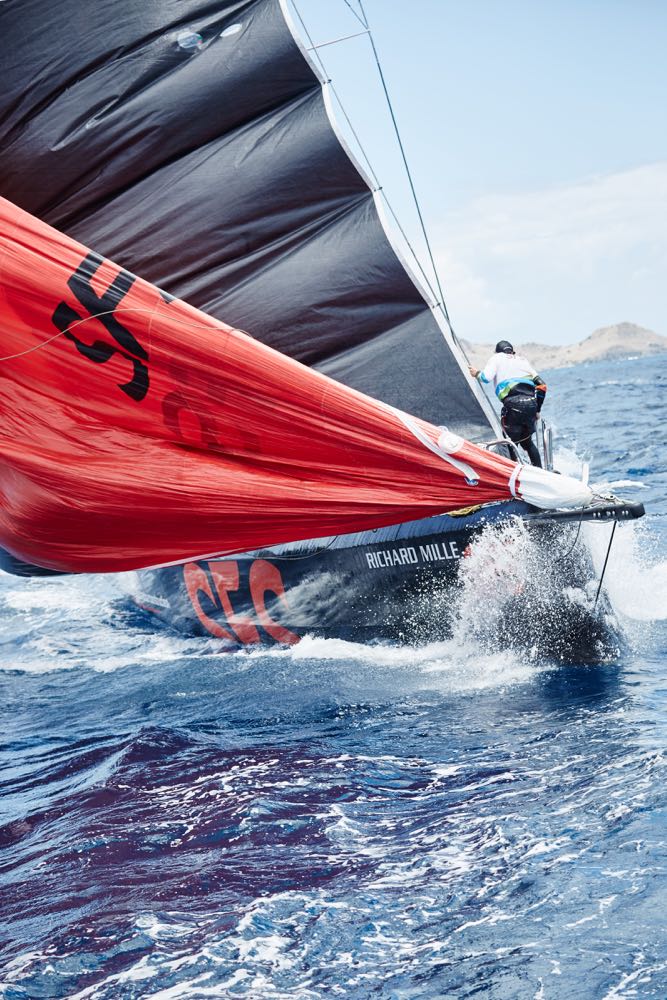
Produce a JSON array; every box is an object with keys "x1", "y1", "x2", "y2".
[{"x1": 468, "y1": 341, "x2": 547, "y2": 467}]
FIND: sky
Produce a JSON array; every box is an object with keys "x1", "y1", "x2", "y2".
[{"x1": 290, "y1": 0, "x2": 667, "y2": 345}]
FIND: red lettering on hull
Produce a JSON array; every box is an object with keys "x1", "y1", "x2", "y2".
[
  {"x1": 208, "y1": 561, "x2": 261, "y2": 645},
  {"x1": 249, "y1": 560, "x2": 299, "y2": 646},
  {"x1": 184, "y1": 562, "x2": 236, "y2": 641},
  {"x1": 183, "y1": 559, "x2": 299, "y2": 645}
]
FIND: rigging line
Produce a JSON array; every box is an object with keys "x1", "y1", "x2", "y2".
[
  {"x1": 342, "y1": 0, "x2": 368, "y2": 29},
  {"x1": 552, "y1": 519, "x2": 582, "y2": 564},
  {"x1": 357, "y1": 0, "x2": 456, "y2": 337},
  {"x1": 291, "y1": 2, "x2": 442, "y2": 307},
  {"x1": 291, "y1": 1, "x2": 380, "y2": 188},
  {"x1": 0, "y1": 328, "x2": 69, "y2": 362},
  {"x1": 327, "y1": 83, "x2": 380, "y2": 184},
  {"x1": 0, "y1": 307, "x2": 158, "y2": 362},
  {"x1": 291, "y1": 4, "x2": 332, "y2": 72},
  {"x1": 377, "y1": 192, "x2": 444, "y2": 309},
  {"x1": 308, "y1": 29, "x2": 369, "y2": 50},
  {"x1": 594, "y1": 520, "x2": 617, "y2": 608}
]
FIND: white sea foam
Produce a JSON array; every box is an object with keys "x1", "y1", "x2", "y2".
[
  {"x1": 552, "y1": 444, "x2": 590, "y2": 479},
  {"x1": 0, "y1": 572, "x2": 214, "y2": 673},
  {"x1": 246, "y1": 631, "x2": 542, "y2": 693},
  {"x1": 603, "y1": 479, "x2": 649, "y2": 490},
  {"x1": 543, "y1": 445, "x2": 667, "y2": 622},
  {"x1": 583, "y1": 520, "x2": 667, "y2": 621}
]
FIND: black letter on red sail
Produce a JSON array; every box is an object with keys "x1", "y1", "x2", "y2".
[{"x1": 52, "y1": 252, "x2": 149, "y2": 401}]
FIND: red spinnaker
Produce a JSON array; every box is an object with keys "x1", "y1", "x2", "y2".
[{"x1": 0, "y1": 198, "x2": 517, "y2": 572}]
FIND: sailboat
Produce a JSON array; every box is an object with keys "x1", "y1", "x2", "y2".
[{"x1": 0, "y1": 0, "x2": 643, "y2": 655}]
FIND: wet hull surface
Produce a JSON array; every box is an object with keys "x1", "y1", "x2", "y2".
[{"x1": 137, "y1": 501, "x2": 620, "y2": 663}]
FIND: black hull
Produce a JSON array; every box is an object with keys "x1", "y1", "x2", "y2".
[{"x1": 135, "y1": 499, "x2": 633, "y2": 662}]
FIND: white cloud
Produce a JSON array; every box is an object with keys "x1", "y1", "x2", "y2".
[{"x1": 433, "y1": 163, "x2": 667, "y2": 344}]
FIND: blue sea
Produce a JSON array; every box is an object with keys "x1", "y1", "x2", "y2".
[{"x1": 1, "y1": 356, "x2": 666, "y2": 999}]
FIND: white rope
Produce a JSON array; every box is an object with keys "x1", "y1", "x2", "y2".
[{"x1": 0, "y1": 306, "x2": 159, "y2": 363}]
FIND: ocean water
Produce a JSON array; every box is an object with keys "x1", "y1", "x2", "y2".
[{"x1": 1, "y1": 355, "x2": 666, "y2": 999}]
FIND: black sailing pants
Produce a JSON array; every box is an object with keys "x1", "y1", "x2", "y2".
[{"x1": 501, "y1": 393, "x2": 542, "y2": 467}]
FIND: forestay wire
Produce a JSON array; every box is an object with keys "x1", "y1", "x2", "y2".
[{"x1": 291, "y1": 0, "x2": 461, "y2": 346}]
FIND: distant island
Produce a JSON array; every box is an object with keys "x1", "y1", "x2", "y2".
[{"x1": 461, "y1": 322, "x2": 667, "y2": 372}]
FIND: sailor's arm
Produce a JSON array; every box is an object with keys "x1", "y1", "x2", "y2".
[
  {"x1": 533, "y1": 374, "x2": 547, "y2": 412},
  {"x1": 468, "y1": 357, "x2": 496, "y2": 383}
]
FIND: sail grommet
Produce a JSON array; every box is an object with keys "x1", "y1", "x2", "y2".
[
  {"x1": 436, "y1": 428, "x2": 464, "y2": 455},
  {"x1": 176, "y1": 30, "x2": 203, "y2": 52}
]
